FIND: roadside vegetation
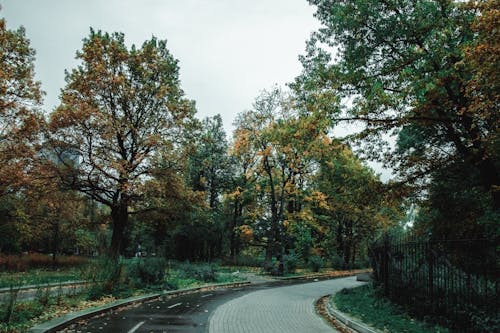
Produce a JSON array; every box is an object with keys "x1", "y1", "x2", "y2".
[
  {"x1": 0, "y1": 251, "x2": 371, "y2": 332},
  {"x1": 0, "y1": 259, "x2": 244, "y2": 333},
  {"x1": 333, "y1": 284, "x2": 450, "y2": 333}
]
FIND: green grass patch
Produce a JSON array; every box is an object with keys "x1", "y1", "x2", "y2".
[
  {"x1": 333, "y1": 284, "x2": 449, "y2": 333},
  {"x1": 0, "y1": 261, "x2": 244, "y2": 332},
  {"x1": 0, "y1": 268, "x2": 84, "y2": 289}
]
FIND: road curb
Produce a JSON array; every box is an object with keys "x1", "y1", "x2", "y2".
[
  {"x1": 28, "y1": 280, "x2": 250, "y2": 333},
  {"x1": 323, "y1": 298, "x2": 381, "y2": 333},
  {"x1": 275, "y1": 269, "x2": 371, "y2": 282}
]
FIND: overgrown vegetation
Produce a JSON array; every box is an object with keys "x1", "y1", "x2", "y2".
[{"x1": 333, "y1": 285, "x2": 449, "y2": 333}]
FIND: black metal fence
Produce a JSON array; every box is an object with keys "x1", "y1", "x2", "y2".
[{"x1": 370, "y1": 236, "x2": 499, "y2": 332}]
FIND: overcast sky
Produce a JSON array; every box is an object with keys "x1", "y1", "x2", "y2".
[
  {"x1": 1, "y1": 0, "x2": 392, "y2": 180},
  {"x1": 1, "y1": 0, "x2": 320, "y2": 134}
]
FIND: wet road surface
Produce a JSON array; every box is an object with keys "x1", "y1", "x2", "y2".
[
  {"x1": 62, "y1": 283, "x2": 281, "y2": 333},
  {"x1": 62, "y1": 277, "x2": 361, "y2": 333}
]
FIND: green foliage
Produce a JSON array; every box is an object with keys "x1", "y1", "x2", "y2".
[
  {"x1": 329, "y1": 254, "x2": 345, "y2": 270},
  {"x1": 300, "y1": 0, "x2": 499, "y2": 241},
  {"x1": 283, "y1": 251, "x2": 299, "y2": 274},
  {"x1": 84, "y1": 257, "x2": 123, "y2": 300},
  {"x1": 308, "y1": 255, "x2": 324, "y2": 272},
  {"x1": 126, "y1": 257, "x2": 167, "y2": 288},
  {"x1": 177, "y1": 262, "x2": 216, "y2": 282},
  {"x1": 223, "y1": 255, "x2": 263, "y2": 268},
  {"x1": 334, "y1": 285, "x2": 449, "y2": 333},
  {"x1": 0, "y1": 300, "x2": 44, "y2": 332},
  {"x1": 0, "y1": 268, "x2": 83, "y2": 288},
  {"x1": 262, "y1": 260, "x2": 281, "y2": 276},
  {"x1": 291, "y1": 222, "x2": 313, "y2": 262}
]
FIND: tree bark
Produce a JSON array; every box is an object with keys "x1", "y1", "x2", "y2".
[{"x1": 109, "y1": 203, "x2": 128, "y2": 259}]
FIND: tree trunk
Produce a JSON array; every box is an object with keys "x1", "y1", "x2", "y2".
[
  {"x1": 52, "y1": 220, "x2": 60, "y2": 266},
  {"x1": 109, "y1": 203, "x2": 128, "y2": 259},
  {"x1": 477, "y1": 157, "x2": 500, "y2": 209}
]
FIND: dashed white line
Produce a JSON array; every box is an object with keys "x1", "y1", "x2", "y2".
[
  {"x1": 127, "y1": 321, "x2": 145, "y2": 333},
  {"x1": 201, "y1": 294, "x2": 213, "y2": 298},
  {"x1": 168, "y1": 302, "x2": 182, "y2": 309}
]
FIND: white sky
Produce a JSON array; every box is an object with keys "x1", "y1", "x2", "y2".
[
  {"x1": 1, "y1": 0, "x2": 392, "y2": 180},
  {"x1": 1, "y1": 0, "x2": 319, "y2": 133}
]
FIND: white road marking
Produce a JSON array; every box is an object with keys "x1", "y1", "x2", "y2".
[
  {"x1": 168, "y1": 302, "x2": 182, "y2": 309},
  {"x1": 201, "y1": 294, "x2": 213, "y2": 298},
  {"x1": 127, "y1": 321, "x2": 145, "y2": 333}
]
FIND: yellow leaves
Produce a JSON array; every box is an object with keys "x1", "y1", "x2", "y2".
[
  {"x1": 257, "y1": 146, "x2": 273, "y2": 157},
  {"x1": 238, "y1": 224, "x2": 254, "y2": 243}
]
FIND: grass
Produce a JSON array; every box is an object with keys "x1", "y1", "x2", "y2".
[
  {"x1": 332, "y1": 284, "x2": 449, "y2": 333},
  {"x1": 0, "y1": 292, "x2": 116, "y2": 333},
  {"x1": 0, "y1": 268, "x2": 84, "y2": 289},
  {"x1": 0, "y1": 262, "x2": 244, "y2": 333}
]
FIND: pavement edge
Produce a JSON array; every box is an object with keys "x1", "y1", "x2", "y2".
[{"x1": 319, "y1": 296, "x2": 381, "y2": 333}]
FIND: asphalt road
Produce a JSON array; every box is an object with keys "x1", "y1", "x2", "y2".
[{"x1": 62, "y1": 277, "x2": 362, "y2": 333}]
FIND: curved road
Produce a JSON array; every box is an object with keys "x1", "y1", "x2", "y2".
[
  {"x1": 209, "y1": 277, "x2": 362, "y2": 333},
  {"x1": 64, "y1": 276, "x2": 363, "y2": 333}
]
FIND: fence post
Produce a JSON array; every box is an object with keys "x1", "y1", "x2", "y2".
[
  {"x1": 427, "y1": 243, "x2": 435, "y2": 313},
  {"x1": 383, "y1": 235, "x2": 390, "y2": 296}
]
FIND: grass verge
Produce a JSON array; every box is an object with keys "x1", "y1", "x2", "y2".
[
  {"x1": 0, "y1": 268, "x2": 84, "y2": 289},
  {"x1": 0, "y1": 262, "x2": 244, "y2": 333},
  {"x1": 332, "y1": 284, "x2": 449, "y2": 333}
]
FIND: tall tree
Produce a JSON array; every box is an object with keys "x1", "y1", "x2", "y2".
[
  {"x1": 0, "y1": 17, "x2": 43, "y2": 196},
  {"x1": 49, "y1": 30, "x2": 195, "y2": 257},
  {"x1": 187, "y1": 114, "x2": 230, "y2": 209},
  {"x1": 313, "y1": 141, "x2": 401, "y2": 267},
  {"x1": 299, "y1": 0, "x2": 499, "y2": 208},
  {"x1": 232, "y1": 87, "x2": 333, "y2": 270}
]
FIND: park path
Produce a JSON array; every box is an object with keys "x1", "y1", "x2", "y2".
[{"x1": 209, "y1": 276, "x2": 363, "y2": 333}]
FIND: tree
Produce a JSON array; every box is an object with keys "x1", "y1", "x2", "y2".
[
  {"x1": 232, "y1": 87, "x2": 333, "y2": 271},
  {"x1": 300, "y1": 0, "x2": 499, "y2": 208},
  {"x1": 312, "y1": 141, "x2": 402, "y2": 267},
  {"x1": 0, "y1": 17, "x2": 43, "y2": 196},
  {"x1": 187, "y1": 115, "x2": 231, "y2": 209},
  {"x1": 49, "y1": 29, "x2": 195, "y2": 257}
]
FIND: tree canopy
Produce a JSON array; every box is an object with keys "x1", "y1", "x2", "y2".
[{"x1": 49, "y1": 29, "x2": 195, "y2": 257}]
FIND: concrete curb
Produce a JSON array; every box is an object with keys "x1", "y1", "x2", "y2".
[
  {"x1": 275, "y1": 269, "x2": 372, "y2": 282},
  {"x1": 28, "y1": 280, "x2": 250, "y2": 333},
  {"x1": 325, "y1": 301, "x2": 381, "y2": 333}
]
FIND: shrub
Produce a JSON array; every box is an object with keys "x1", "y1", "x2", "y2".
[
  {"x1": 84, "y1": 257, "x2": 123, "y2": 300},
  {"x1": 223, "y1": 255, "x2": 263, "y2": 267},
  {"x1": 330, "y1": 254, "x2": 345, "y2": 269},
  {"x1": 178, "y1": 263, "x2": 216, "y2": 282},
  {"x1": 262, "y1": 260, "x2": 281, "y2": 276},
  {"x1": 308, "y1": 255, "x2": 324, "y2": 272},
  {"x1": 283, "y1": 252, "x2": 299, "y2": 274},
  {"x1": 126, "y1": 257, "x2": 167, "y2": 288}
]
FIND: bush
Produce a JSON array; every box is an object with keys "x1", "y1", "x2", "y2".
[
  {"x1": 84, "y1": 257, "x2": 123, "y2": 300},
  {"x1": 308, "y1": 255, "x2": 324, "y2": 272},
  {"x1": 223, "y1": 255, "x2": 263, "y2": 267},
  {"x1": 262, "y1": 260, "x2": 281, "y2": 276},
  {"x1": 283, "y1": 252, "x2": 299, "y2": 274},
  {"x1": 330, "y1": 254, "x2": 345, "y2": 269},
  {"x1": 178, "y1": 263, "x2": 216, "y2": 282},
  {"x1": 127, "y1": 257, "x2": 167, "y2": 288}
]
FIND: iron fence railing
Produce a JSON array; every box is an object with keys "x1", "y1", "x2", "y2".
[{"x1": 369, "y1": 236, "x2": 499, "y2": 332}]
